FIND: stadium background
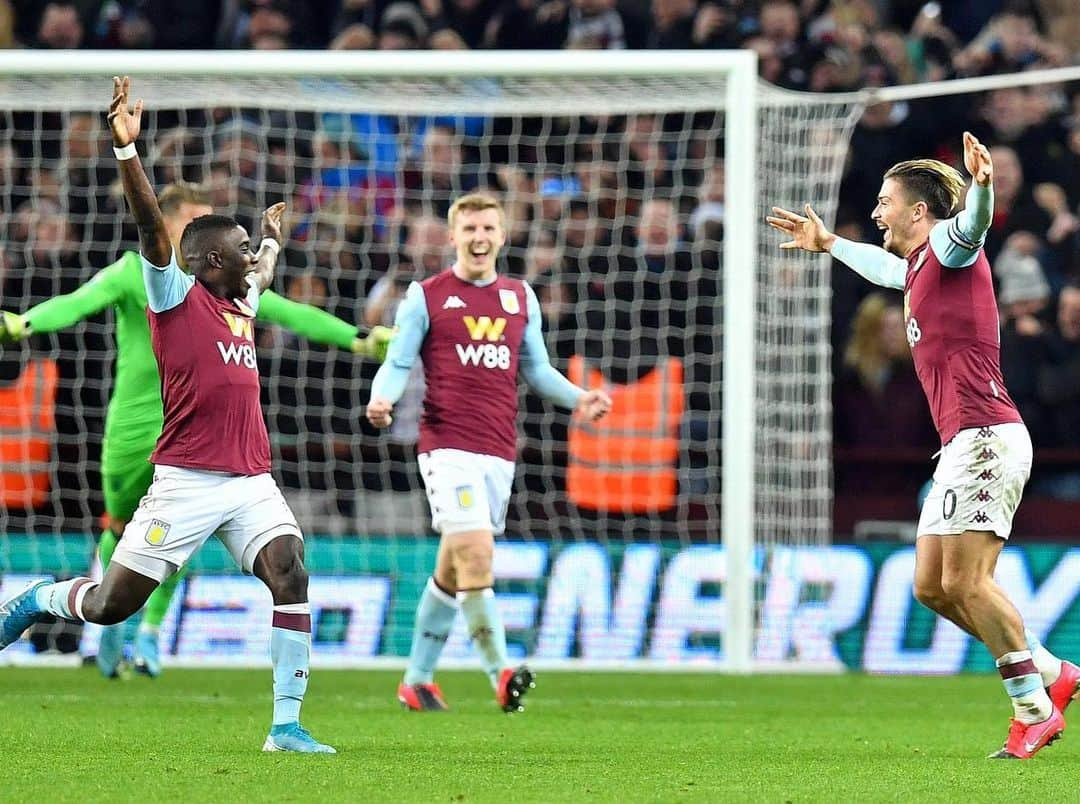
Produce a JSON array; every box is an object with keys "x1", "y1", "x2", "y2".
[{"x1": 0, "y1": 0, "x2": 1078, "y2": 673}]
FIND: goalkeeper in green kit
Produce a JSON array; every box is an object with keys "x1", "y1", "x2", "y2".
[{"x1": 0, "y1": 181, "x2": 391, "y2": 679}]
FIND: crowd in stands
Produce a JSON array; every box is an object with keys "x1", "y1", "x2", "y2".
[{"x1": 0, "y1": 0, "x2": 1079, "y2": 530}]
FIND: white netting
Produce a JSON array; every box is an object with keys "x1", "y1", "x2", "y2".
[{"x1": 0, "y1": 60, "x2": 858, "y2": 663}]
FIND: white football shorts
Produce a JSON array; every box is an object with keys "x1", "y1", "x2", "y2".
[
  {"x1": 110, "y1": 465, "x2": 302, "y2": 582},
  {"x1": 917, "y1": 423, "x2": 1032, "y2": 540},
  {"x1": 418, "y1": 448, "x2": 516, "y2": 536}
]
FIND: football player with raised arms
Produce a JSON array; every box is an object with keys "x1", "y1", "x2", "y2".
[
  {"x1": 768, "y1": 132, "x2": 1079, "y2": 759},
  {"x1": 367, "y1": 192, "x2": 612, "y2": 712},
  {"x1": 0, "y1": 179, "x2": 389, "y2": 681},
  {"x1": 0, "y1": 77, "x2": 334, "y2": 753}
]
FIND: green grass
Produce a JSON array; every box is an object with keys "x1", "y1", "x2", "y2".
[{"x1": 1, "y1": 669, "x2": 1077, "y2": 802}]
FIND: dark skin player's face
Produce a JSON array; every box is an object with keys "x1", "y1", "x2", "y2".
[{"x1": 208, "y1": 225, "x2": 257, "y2": 299}]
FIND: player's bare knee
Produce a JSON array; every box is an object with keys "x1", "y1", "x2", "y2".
[
  {"x1": 450, "y1": 541, "x2": 493, "y2": 585},
  {"x1": 433, "y1": 568, "x2": 457, "y2": 595},
  {"x1": 912, "y1": 579, "x2": 946, "y2": 611},
  {"x1": 256, "y1": 536, "x2": 308, "y2": 602},
  {"x1": 940, "y1": 572, "x2": 980, "y2": 604}
]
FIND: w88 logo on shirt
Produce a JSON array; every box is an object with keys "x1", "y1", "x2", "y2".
[
  {"x1": 456, "y1": 342, "x2": 512, "y2": 369},
  {"x1": 455, "y1": 315, "x2": 511, "y2": 370}
]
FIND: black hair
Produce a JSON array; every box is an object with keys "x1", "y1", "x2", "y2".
[{"x1": 180, "y1": 214, "x2": 241, "y2": 265}]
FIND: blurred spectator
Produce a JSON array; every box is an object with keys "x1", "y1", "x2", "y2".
[
  {"x1": 422, "y1": 0, "x2": 500, "y2": 49},
  {"x1": 378, "y1": 2, "x2": 430, "y2": 48},
  {"x1": 954, "y1": 8, "x2": 1068, "y2": 76},
  {"x1": 565, "y1": 0, "x2": 625, "y2": 48},
  {"x1": 1031, "y1": 285, "x2": 1080, "y2": 499},
  {"x1": 688, "y1": 160, "x2": 724, "y2": 244},
  {"x1": 34, "y1": 1, "x2": 83, "y2": 49},
  {"x1": 997, "y1": 241, "x2": 1053, "y2": 442},
  {"x1": 221, "y1": 0, "x2": 334, "y2": 49},
  {"x1": 623, "y1": 114, "x2": 674, "y2": 196},
  {"x1": 0, "y1": 1, "x2": 13, "y2": 48},
  {"x1": 981, "y1": 145, "x2": 1048, "y2": 261},
  {"x1": 150, "y1": 127, "x2": 204, "y2": 186},
  {"x1": 363, "y1": 215, "x2": 451, "y2": 443},
  {"x1": 404, "y1": 123, "x2": 479, "y2": 218},
  {"x1": 833, "y1": 293, "x2": 937, "y2": 451}
]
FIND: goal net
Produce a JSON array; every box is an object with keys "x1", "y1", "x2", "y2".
[{"x1": 0, "y1": 52, "x2": 859, "y2": 669}]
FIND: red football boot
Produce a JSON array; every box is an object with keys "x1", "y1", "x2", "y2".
[
  {"x1": 1048, "y1": 661, "x2": 1080, "y2": 715},
  {"x1": 397, "y1": 681, "x2": 449, "y2": 711},
  {"x1": 988, "y1": 708, "x2": 1064, "y2": 759}
]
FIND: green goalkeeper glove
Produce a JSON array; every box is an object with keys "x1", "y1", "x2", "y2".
[
  {"x1": 352, "y1": 325, "x2": 393, "y2": 362},
  {"x1": 0, "y1": 311, "x2": 28, "y2": 344}
]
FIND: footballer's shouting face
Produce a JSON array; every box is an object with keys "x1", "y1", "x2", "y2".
[
  {"x1": 212, "y1": 225, "x2": 257, "y2": 299},
  {"x1": 872, "y1": 177, "x2": 922, "y2": 258},
  {"x1": 451, "y1": 207, "x2": 506, "y2": 282}
]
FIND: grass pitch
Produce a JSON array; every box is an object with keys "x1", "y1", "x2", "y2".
[{"x1": 1, "y1": 668, "x2": 1077, "y2": 803}]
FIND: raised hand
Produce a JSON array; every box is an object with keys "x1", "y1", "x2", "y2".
[
  {"x1": 107, "y1": 76, "x2": 142, "y2": 147},
  {"x1": 963, "y1": 131, "x2": 993, "y2": 187},
  {"x1": 766, "y1": 204, "x2": 836, "y2": 253},
  {"x1": 260, "y1": 202, "x2": 286, "y2": 245},
  {"x1": 576, "y1": 388, "x2": 612, "y2": 422}
]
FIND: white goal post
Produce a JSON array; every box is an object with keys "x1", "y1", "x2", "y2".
[{"x1": 0, "y1": 49, "x2": 862, "y2": 671}]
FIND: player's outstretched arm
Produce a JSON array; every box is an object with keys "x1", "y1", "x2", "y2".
[
  {"x1": 0, "y1": 254, "x2": 135, "y2": 343},
  {"x1": 108, "y1": 76, "x2": 170, "y2": 267},
  {"x1": 248, "y1": 203, "x2": 286, "y2": 293},
  {"x1": 257, "y1": 290, "x2": 392, "y2": 361},
  {"x1": 518, "y1": 283, "x2": 612, "y2": 420},
  {"x1": 366, "y1": 282, "x2": 429, "y2": 428},
  {"x1": 767, "y1": 203, "x2": 906, "y2": 290},
  {"x1": 931, "y1": 132, "x2": 995, "y2": 269}
]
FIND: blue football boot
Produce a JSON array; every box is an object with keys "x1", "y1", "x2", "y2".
[
  {"x1": 262, "y1": 723, "x2": 337, "y2": 754},
  {"x1": 0, "y1": 581, "x2": 47, "y2": 650},
  {"x1": 133, "y1": 627, "x2": 162, "y2": 678},
  {"x1": 96, "y1": 623, "x2": 126, "y2": 679}
]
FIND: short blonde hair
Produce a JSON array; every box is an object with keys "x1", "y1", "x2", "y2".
[
  {"x1": 447, "y1": 192, "x2": 505, "y2": 230},
  {"x1": 157, "y1": 181, "x2": 211, "y2": 216},
  {"x1": 883, "y1": 159, "x2": 966, "y2": 219}
]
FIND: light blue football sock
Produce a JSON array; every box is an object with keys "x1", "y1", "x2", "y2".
[
  {"x1": 458, "y1": 588, "x2": 509, "y2": 689},
  {"x1": 271, "y1": 604, "x2": 311, "y2": 726},
  {"x1": 403, "y1": 578, "x2": 458, "y2": 686}
]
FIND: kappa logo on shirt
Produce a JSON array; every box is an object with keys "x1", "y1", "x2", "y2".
[{"x1": 443, "y1": 295, "x2": 466, "y2": 310}]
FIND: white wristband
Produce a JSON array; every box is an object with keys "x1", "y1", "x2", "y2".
[
  {"x1": 261, "y1": 238, "x2": 281, "y2": 256},
  {"x1": 113, "y1": 142, "x2": 137, "y2": 160}
]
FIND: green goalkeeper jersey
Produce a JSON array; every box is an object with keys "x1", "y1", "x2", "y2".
[{"x1": 25, "y1": 250, "x2": 359, "y2": 456}]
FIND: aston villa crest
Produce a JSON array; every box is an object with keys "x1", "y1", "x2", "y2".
[{"x1": 499, "y1": 289, "x2": 520, "y2": 315}]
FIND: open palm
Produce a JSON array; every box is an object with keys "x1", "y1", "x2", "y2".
[{"x1": 107, "y1": 75, "x2": 142, "y2": 147}]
